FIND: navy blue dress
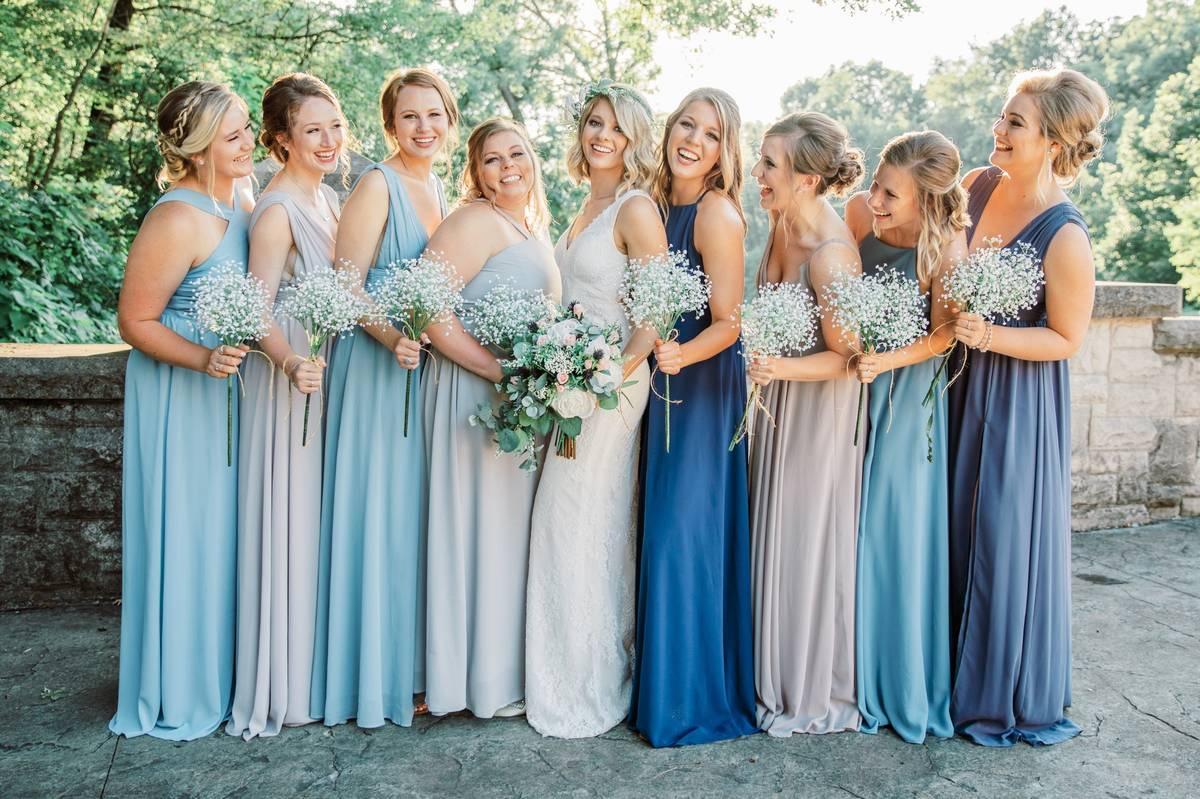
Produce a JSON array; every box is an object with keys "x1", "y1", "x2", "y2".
[
  {"x1": 947, "y1": 167, "x2": 1084, "y2": 746},
  {"x1": 630, "y1": 196, "x2": 758, "y2": 747}
]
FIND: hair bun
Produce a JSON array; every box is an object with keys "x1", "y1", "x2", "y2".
[{"x1": 827, "y1": 147, "x2": 865, "y2": 197}]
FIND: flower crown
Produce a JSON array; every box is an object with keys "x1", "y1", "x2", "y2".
[{"x1": 562, "y1": 79, "x2": 652, "y2": 126}]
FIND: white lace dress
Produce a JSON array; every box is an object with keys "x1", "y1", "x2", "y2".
[{"x1": 525, "y1": 190, "x2": 653, "y2": 738}]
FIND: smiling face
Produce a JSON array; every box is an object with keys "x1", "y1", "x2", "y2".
[
  {"x1": 204, "y1": 102, "x2": 255, "y2": 180},
  {"x1": 390, "y1": 85, "x2": 449, "y2": 161},
  {"x1": 866, "y1": 162, "x2": 920, "y2": 235},
  {"x1": 991, "y1": 91, "x2": 1055, "y2": 173},
  {"x1": 283, "y1": 96, "x2": 344, "y2": 175},
  {"x1": 580, "y1": 97, "x2": 627, "y2": 175},
  {"x1": 750, "y1": 134, "x2": 799, "y2": 211},
  {"x1": 666, "y1": 100, "x2": 722, "y2": 182},
  {"x1": 477, "y1": 129, "x2": 533, "y2": 206}
]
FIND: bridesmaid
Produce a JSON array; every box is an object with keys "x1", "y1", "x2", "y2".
[
  {"x1": 310, "y1": 67, "x2": 458, "y2": 729},
  {"x1": 630, "y1": 88, "x2": 758, "y2": 747},
  {"x1": 227, "y1": 73, "x2": 345, "y2": 740},
  {"x1": 845, "y1": 130, "x2": 968, "y2": 744},
  {"x1": 110, "y1": 81, "x2": 255, "y2": 740},
  {"x1": 525, "y1": 82, "x2": 664, "y2": 739},
  {"x1": 948, "y1": 68, "x2": 1108, "y2": 747},
  {"x1": 745, "y1": 111, "x2": 864, "y2": 737},
  {"x1": 422, "y1": 118, "x2": 562, "y2": 719}
]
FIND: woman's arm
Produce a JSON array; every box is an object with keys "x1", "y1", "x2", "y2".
[
  {"x1": 653, "y1": 194, "x2": 744, "y2": 375},
  {"x1": 248, "y1": 203, "x2": 323, "y2": 393},
  {"x1": 117, "y1": 203, "x2": 245, "y2": 377},
  {"x1": 333, "y1": 169, "x2": 396, "y2": 348},
  {"x1": 423, "y1": 206, "x2": 506, "y2": 383},
  {"x1": 614, "y1": 195, "x2": 668, "y2": 377},
  {"x1": 954, "y1": 224, "x2": 1094, "y2": 361}
]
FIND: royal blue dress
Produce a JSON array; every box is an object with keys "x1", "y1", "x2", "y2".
[
  {"x1": 630, "y1": 195, "x2": 758, "y2": 747},
  {"x1": 110, "y1": 188, "x2": 248, "y2": 740},
  {"x1": 309, "y1": 164, "x2": 442, "y2": 728},
  {"x1": 855, "y1": 233, "x2": 953, "y2": 744},
  {"x1": 947, "y1": 166, "x2": 1084, "y2": 746}
]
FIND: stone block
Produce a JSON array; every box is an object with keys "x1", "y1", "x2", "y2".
[
  {"x1": 1118, "y1": 467, "x2": 1149, "y2": 503},
  {"x1": 1107, "y1": 382, "x2": 1174, "y2": 417},
  {"x1": 1088, "y1": 451, "x2": 1121, "y2": 474},
  {"x1": 1071, "y1": 504, "x2": 1151, "y2": 531},
  {"x1": 1108, "y1": 347, "x2": 1168, "y2": 382},
  {"x1": 1149, "y1": 420, "x2": 1198, "y2": 485},
  {"x1": 1073, "y1": 472, "x2": 1117, "y2": 505},
  {"x1": 1112, "y1": 320, "x2": 1155, "y2": 349},
  {"x1": 1070, "y1": 374, "x2": 1107, "y2": 404},
  {"x1": 1090, "y1": 416, "x2": 1158, "y2": 450},
  {"x1": 1154, "y1": 316, "x2": 1200, "y2": 354},
  {"x1": 72, "y1": 402, "x2": 123, "y2": 426},
  {"x1": 1071, "y1": 405, "x2": 1089, "y2": 454},
  {"x1": 1150, "y1": 504, "x2": 1181, "y2": 521},
  {"x1": 1146, "y1": 482, "x2": 1185, "y2": 507},
  {"x1": 1091, "y1": 281, "x2": 1181, "y2": 319},
  {"x1": 8, "y1": 426, "x2": 122, "y2": 471},
  {"x1": 0, "y1": 345, "x2": 129, "y2": 401},
  {"x1": 1177, "y1": 381, "x2": 1200, "y2": 416},
  {"x1": 1070, "y1": 323, "x2": 1110, "y2": 375},
  {"x1": 1183, "y1": 497, "x2": 1200, "y2": 516},
  {"x1": 1177, "y1": 355, "x2": 1200, "y2": 384}
]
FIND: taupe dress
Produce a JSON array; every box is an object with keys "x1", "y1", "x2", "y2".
[{"x1": 750, "y1": 240, "x2": 863, "y2": 736}]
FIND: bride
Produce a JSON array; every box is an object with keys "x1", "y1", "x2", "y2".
[{"x1": 524, "y1": 82, "x2": 665, "y2": 738}]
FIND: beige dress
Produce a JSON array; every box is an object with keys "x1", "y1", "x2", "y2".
[
  {"x1": 228, "y1": 186, "x2": 338, "y2": 739},
  {"x1": 750, "y1": 241, "x2": 863, "y2": 736}
]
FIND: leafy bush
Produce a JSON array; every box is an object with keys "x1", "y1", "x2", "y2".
[{"x1": 0, "y1": 179, "x2": 130, "y2": 343}]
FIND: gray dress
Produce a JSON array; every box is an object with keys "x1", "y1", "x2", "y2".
[
  {"x1": 750, "y1": 240, "x2": 863, "y2": 736},
  {"x1": 228, "y1": 186, "x2": 338, "y2": 739},
  {"x1": 423, "y1": 230, "x2": 562, "y2": 717}
]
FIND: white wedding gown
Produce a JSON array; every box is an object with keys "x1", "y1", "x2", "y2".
[{"x1": 525, "y1": 190, "x2": 652, "y2": 738}]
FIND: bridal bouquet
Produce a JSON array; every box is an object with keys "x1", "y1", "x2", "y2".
[
  {"x1": 823, "y1": 267, "x2": 928, "y2": 447},
  {"x1": 619, "y1": 250, "x2": 711, "y2": 452},
  {"x1": 368, "y1": 253, "x2": 465, "y2": 436},
  {"x1": 276, "y1": 264, "x2": 371, "y2": 446},
  {"x1": 470, "y1": 299, "x2": 626, "y2": 471},
  {"x1": 463, "y1": 281, "x2": 557, "y2": 352},
  {"x1": 192, "y1": 260, "x2": 272, "y2": 466},
  {"x1": 728, "y1": 282, "x2": 821, "y2": 451},
  {"x1": 928, "y1": 238, "x2": 1045, "y2": 402}
]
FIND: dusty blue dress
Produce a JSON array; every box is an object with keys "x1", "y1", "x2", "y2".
[
  {"x1": 110, "y1": 188, "x2": 248, "y2": 740},
  {"x1": 630, "y1": 195, "x2": 758, "y2": 747},
  {"x1": 855, "y1": 233, "x2": 953, "y2": 744},
  {"x1": 947, "y1": 166, "x2": 1084, "y2": 746},
  {"x1": 309, "y1": 164, "x2": 443, "y2": 728}
]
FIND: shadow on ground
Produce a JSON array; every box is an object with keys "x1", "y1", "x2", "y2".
[{"x1": 2, "y1": 519, "x2": 1198, "y2": 798}]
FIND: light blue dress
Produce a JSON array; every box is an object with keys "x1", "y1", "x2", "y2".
[
  {"x1": 854, "y1": 233, "x2": 953, "y2": 744},
  {"x1": 310, "y1": 164, "x2": 443, "y2": 728},
  {"x1": 110, "y1": 187, "x2": 248, "y2": 740}
]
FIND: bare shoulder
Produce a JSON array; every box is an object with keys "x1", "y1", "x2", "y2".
[
  {"x1": 140, "y1": 198, "x2": 203, "y2": 241},
  {"x1": 843, "y1": 192, "x2": 872, "y2": 242},
  {"x1": 962, "y1": 166, "x2": 991, "y2": 191},
  {"x1": 441, "y1": 200, "x2": 498, "y2": 232},
  {"x1": 615, "y1": 193, "x2": 664, "y2": 231},
  {"x1": 345, "y1": 167, "x2": 388, "y2": 204},
  {"x1": 250, "y1": 201, "x2": 293, "y2": 243},
  {"x1": 1045, "y1": 220, "x2": 1094, "y2": 270},
  {"x1": 235, "y1": 177, "x2": 256, "y2": 212},
  {"x1": 696, "y1": 191, "x2": 744, "y2": 232}
]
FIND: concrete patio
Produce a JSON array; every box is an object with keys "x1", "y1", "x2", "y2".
[{"x1": 2, "y1": 518, "x2": 1198, "y2": 798}]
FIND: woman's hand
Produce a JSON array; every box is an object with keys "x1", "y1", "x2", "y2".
[
  {"x1": 393, "y1": 333, "x2": 426, "y2": 371},
  {"x1": 954, "y1": 311, "x2": 987, "y2": 349},
  {"x1": 288, "y1": 356, "x2": 326, "y2": 395},
  {"x1": 653, "y1": 338, "x2": 683, "y2": 375},
  {"x1": 206, "y1": 343, "x2": 248, "y2": 379},
  {"x1": 856, "y1": 352, "x2": 882, "y2": 385},
  {"x1": 747, "y1": 356, "x2": 779, "y2": 387}
]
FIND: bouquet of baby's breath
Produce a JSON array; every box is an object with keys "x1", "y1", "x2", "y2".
[
  {"x1": 277, "y1": 264, "x2": 371, "y2": 445},
  {"x1": 368, "y1": 253, "x2": 465, "y2": 436},
  {"x1": 471, "y1": 300, "x2": 627, "y2": 470},
  {"x1": 463, "y1": 282, "x2": 557, "y2": 353},
  {"x1": 823, "y1": 267, "x2": 928, "y2": 446},
  {"x1": 729, "y1": 282, "x2": 821, "y2": 451},
  {"x1": 927, "y1": 237, "x2": 1046, "y2": 405},
  {"x1": 192, "y1": 260, "x2": 273, "y2": 466},
  {"x1": 619, "y1": 250, "x2": 712, "y2": 452}
]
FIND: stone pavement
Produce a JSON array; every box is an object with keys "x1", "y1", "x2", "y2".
[{"x1": 2, "y1": 519, "x2": 1198, "y2": 799}]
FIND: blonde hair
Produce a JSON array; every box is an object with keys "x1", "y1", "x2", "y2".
[
  {"x1": 1007, "y1": 67, "x2": 1110, "y2": 187},
  {"x1": 379, "y1": 67, "x2": 461, "y2": 159},
  {"x1": 876, "y1": 130, "x2": 971, "y2": 285},
  {"x1": 460, "y1": 117, "x2": 550, "y2": 233},
  {"x1": 652, "y1": 88, "x2": 744, "y2": 223},
  {"x1": 565, "y1": 84, "x2": 657, "y2": 196},
  {"x1": 259, "y1": 72, "x2": 352, "y2": 185},
  {"x1": 765, "y1": 111, "x2": 864, "y2": 198},
  {"x1": 155, "y1": 81, "x2": 246, "y2": 188}
]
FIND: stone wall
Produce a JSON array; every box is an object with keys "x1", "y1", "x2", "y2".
[
  {"x1": 1070, "y1": 283, "x2": 1200, "y2": 530},
  {"x1": 0, "y1": 282, "x2": 1196, "y2": 607}
]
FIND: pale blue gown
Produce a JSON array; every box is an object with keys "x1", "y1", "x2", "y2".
[
  {"x1": 110, "y1": 188, "x2": 248, "y2": 740},
  {"x1": 310, "y1": 164, "x2": 443, "y2": 728}
]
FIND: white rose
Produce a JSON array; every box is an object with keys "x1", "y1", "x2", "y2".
[
  {"x1": 587, "y1": 336, "x2": 611, "y2": 359},
  {"x1": 547, "y1": 319, "x2": 577, "y2": 346},
  {"x1": 588, "y1": 362, "x2": 620, "y2": 394},
  {"x1": 550, "y1": 387, "x2": 595, "y2": 419}
]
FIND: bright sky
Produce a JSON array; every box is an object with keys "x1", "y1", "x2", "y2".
[{"x1": 648, "y1": 0, "x2": 1147, "y2": 123}]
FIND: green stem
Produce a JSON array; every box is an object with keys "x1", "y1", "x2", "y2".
[
  {"x1": 403, "y1": 367, "x2": 412, "y2": 438},
  {"x1": 227, "y1": 373, "x2": 233, "y2": 467},
  {"x1": 853, "y1": 381, "x2": 864, "y2": 447},
  {"x1": 302, "y1": 393, "x2": 312, "y2": 447},
  {"x1": 729, "y1": 383, "x2": 758, "y2": 452},
  {"x1": 664, "y1": 373, "x2": 671, "y2": 453}
]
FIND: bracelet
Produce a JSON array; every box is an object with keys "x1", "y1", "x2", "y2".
[{"x1": 979, "y1": 320, "x2": 994, "y2": 352}]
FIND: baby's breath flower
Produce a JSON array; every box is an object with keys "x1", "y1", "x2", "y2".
[
  {"x1": 368, "y1": 252, "x2": 465, "y2": 339},
  {"x1": 191, "y1": 260, "x2": 272, "y2": 346},
  {"x1": 619, "y1": 250, "x2": 711, "y2": 338},
  {"x1": 942, "y1": 238, "x2": 1044, "y2": 321},
  {"x1": 823, "y1": 267, "x2": 928, "y2": 354},
  {"x1": 464, "y1": 282, "x2": 556, "y2": 351},
  {"x1": 277, "y1": 264, "x2": 370, "y2": 356}
]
